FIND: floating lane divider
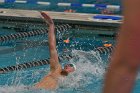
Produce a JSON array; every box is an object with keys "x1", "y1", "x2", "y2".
[
  {"x1": 3, "y1": 0, "x2": 51, "y2": 5},
  {"x1": 57, "y1": 3, "x2": 120, "y2": 10},
  {"x1": 0, "y1": 54, "x2": 73, "y2": 74},
  {"x1": 0, "y1": 0, "x2": 121, "y2": 11},
  {"x1": 95, "y1": 46, "x2": 114, "y2": 54},
  {"x1": 0, "y1": 24, "x2": 71, "y2": 42},
  {"x1": 0, "y1": 29, "x2": 47, "y2": 42},
  {"x1": 0, "y1": 46, "x2": 114, "y2": 74},
  {"x1": 0, "y1": 59, "x2": 50, "y2": 74}
]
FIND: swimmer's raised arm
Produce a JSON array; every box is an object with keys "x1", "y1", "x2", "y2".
[
  {"x1": 40, "y1": 12, "x2": 59, "y2": 71},
  {"x1": 103, "y1": 0, "x2": 140, "y2": 93}
]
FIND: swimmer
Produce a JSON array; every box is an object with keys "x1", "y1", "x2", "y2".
[{"x1": 34, "y1": 12, "x2": 76, "y2": 90}]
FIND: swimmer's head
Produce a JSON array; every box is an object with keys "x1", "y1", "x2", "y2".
[{"x1": 63, "y1": 63, "x2": 76, "y2": 73}]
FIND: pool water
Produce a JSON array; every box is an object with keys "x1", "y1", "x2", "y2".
[
  {"x1": 0, "y1": 24, "x2": 140, "y2": 93},
  {"x1": 0, "y1": 23, "x2": 140, "y2": 93},
  {"x1": 0, "y1": 26, "x2": 115, "y2": 93},
  {"x1": 0, "y1": 0, "x2": 139, "y2": 93}
]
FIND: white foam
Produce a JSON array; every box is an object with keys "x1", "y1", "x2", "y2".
[
  {"x1": 0, "y1": 50, "x2": 105, "y2": 93},
  {"x1": 58, "y1": 50, "x2": 105, "y2": 89},
  {"x1": 0, "y1": 85, "x2": 28, "y2": 93}
]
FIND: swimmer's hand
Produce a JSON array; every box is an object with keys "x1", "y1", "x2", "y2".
[{"x1": 40, "y1": 12, "x2": 54, "y2": 25}]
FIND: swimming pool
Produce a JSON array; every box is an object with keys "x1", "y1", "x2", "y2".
[
  {"x1": 0, "y1": 0, "x2": 139, "y2": 93},
  {"x1": 0, "y1": 21, "x2": 140, "y2": 93},
  {"x1": 0, "y1": 22, "x2": 116, "y2": 93}
]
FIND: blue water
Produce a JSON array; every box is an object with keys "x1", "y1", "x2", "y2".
[
  {"x1": 0, "y1": 25, "x2": 140, "y2": 93},
  {"x1": 0, "y1": 26, "x2": 114, "y2": 93},
  {"x1": 0, "y1": 0, "x2": 136, "y2": 93}
]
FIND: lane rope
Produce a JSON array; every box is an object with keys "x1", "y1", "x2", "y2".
[{"x1": 0, "y1": 46, "x2": 114, "y2": 74}]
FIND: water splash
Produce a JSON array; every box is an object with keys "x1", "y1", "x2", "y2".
[
  {"x1": 0, "y1": 49, "x2": 106, "y2": 93},
  {"x1": 57, "y1": 50, "x2": 105, "y2": 92}
]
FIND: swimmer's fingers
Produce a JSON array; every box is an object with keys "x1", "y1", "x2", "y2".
[{"x1": 40, "y1": 12, "x2": 54, "y2": 25}]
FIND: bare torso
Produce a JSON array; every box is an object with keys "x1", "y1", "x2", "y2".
[{"x1": 35, "y1": 64, "x2": 62, "y2": 90}]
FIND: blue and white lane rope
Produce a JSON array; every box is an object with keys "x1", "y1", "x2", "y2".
[
  {"x1": 57, "y1": 3, "x2": 120, "y2": 10},
  {"x1": 0, "y1": 0, "x2": 121, "y2": 11},
  {"x1": 1, "y1": 0, "x2": 51, "y2": 5}
]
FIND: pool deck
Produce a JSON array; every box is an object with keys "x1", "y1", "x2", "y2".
[{"x1": 0, "y1": 8, "x2": 122, "y2": 27}]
